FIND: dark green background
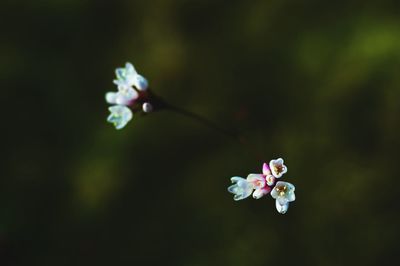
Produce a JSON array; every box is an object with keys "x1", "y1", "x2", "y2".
[{"x1": 1, "y1": 0, "x2": 399, "y2": 265}]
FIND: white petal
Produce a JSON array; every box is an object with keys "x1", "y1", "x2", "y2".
[
  {"x1": 241, "y1": 185, "x2": 254, "y2": 200},
  {"x1": 113, "y1": 78, "x2": 126, "y2": 87},
  {"x1": 134, "y1": 75, "x2": 148, "y2": 91},
  {"x1": 275, "y1": 200, "x2": 289, "y2": 214},
  {"x1": 277, "y1": 197, "x2": 289, "y2": 206},
  {"x1": 281, "y1": 165, "x2": 288, "y2": 175},
  {"x1": 115, "y1": 68, "x2": 126, "y2": 80},
  {"x1": 115, "y1": 94, "x2": 136, "y2": 105},
  {"x1": 115, "y1": 87, "x2": 138, "y2": 105},
  {"x1": 234, "y1": 193, "x2": 249, "y2": 201},
  {"x1": 237, "y1": 179, "x2": 249, "y2": 189},
  {"x1": 105, "y1": 92, "x2": 117, "y2": 104},
  {"x1": 230, "y1": 176, "x2": 246, "y2": 183},
  {"x1": 227, "y1": 184, "x2": 238, "y2": 194},
  {"x1": 284, "y1": 182, "x2": 296, "y2": 192},
  {"x1": 125, "y1": 62, "x2": 137, "y2": 75},
  {"x1": 115, "y1": 95, "x2": 129, "y2": 105},
  {"x1": 287, "y1": 191, "x2": 296, "y2": 202}
]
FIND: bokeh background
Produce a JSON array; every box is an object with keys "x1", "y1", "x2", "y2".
[{"x1": 1, "y1": 0, "x2": 400, "y2": 265}]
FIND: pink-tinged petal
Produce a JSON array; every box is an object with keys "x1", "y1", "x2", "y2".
[
  {"x1": 252, "y1": 189, "x2": 264, "y2": 199},
  {"x1": 246, "y1": 174, "x2": 265, "y2": 189},
  {"x1": 252, "y1": 186, "x2": 271, "y2": 199},
  {"x1": 247, "y1": 174, "x2": 264, "y2": 182},
  {"x1": 263, "y1": 163, "x2": 271, "y2": 175}
]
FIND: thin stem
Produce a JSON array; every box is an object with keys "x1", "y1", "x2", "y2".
[
  {"x1": 166, "y1": 104, "x2": 238, "y2": 140},
  {"x1": 144, "y1": 90, "x2": 264, "y2": 161},
  {"x1": 163, "y1": 102, "x2": 264, "y2": 162}
]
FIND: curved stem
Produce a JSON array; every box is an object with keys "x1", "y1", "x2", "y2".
[
  {"x1": 162, "y1": 102, "x2": 263, "y2": 162},
  {"x1": 165, "y1": 104, "x2": 238, "y2": 140},
  {"x1": 144, "y1": 90, "x2": 264, "y2": 161}
]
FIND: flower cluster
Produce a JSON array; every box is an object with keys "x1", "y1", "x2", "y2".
[
  {"x1": 105, "y1": 62, "x2": 153, "y2": 129},
  {"x1": 228, "y1": 158, "x2": 295, "y2": 214}
]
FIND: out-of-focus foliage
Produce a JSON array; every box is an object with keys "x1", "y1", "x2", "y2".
[{"x1": 1, "y1": 0, "x2": 399, "y2": 265}]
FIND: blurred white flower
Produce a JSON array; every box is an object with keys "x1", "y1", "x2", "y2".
[
  {"x1": 107, "y1": 105, "x2": 133, "y2": 130},
  {"x1": 113, "y1": 62, "x2": 148, "y2": 91}
]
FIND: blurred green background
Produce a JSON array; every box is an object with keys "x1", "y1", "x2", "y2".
[{"x1": 1, "y1": 0, "x2": 400, "y2": 265}]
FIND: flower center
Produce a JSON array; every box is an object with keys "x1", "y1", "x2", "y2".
[
  {"x1": 274, "y1": 165, "x2": 283, "y2": 174},
  {"x1": 266, "y1": 175, "x2": 275, "y2": 186},
  {"x1": 275, "y1": 185, "x2": 287, "y2": 196}
]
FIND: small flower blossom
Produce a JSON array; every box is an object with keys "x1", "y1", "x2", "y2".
[
  {"x1": 228, "y1": 177, "x2": 254, "y2": 201},
  {"x1": 228, "y1": 157, "x2": 296, "y2": 214},
  {"x1": 270, "y1": 181, "x2": 295, "y2": 214},
  {"x1": 262, "y1": 163, "x2": 276, "y2": 186},
  {"x1": 113, "y1": 62, "x2": 148, "y2": 91},
  {"x1": 269, "y1": 158, "x2": 287, "y2": 178},
  {"x1": 107, "y1": 105, "x2": 133, "y2": 130},
  {"x1": 247, "y1": 174, "x2": 271, "y2": 199}
]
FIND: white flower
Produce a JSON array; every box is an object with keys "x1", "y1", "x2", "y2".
[
  {"x1": 113, "y1": 62, "x2": 148, "y2": 91},
  {"x1": 228, "y1": 177, "x2": 254, "y2": 201},
  {"x1": 270, "y1": 181, "x2": 295, "y2": 214},
  {"x1": 107, "y1": 105, "x2": 133, "y2": 130},
  {"x1": 269, "y1": 158, "x2": 288, "y2": 178}
]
